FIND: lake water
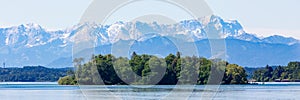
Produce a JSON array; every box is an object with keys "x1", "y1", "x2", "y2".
[{"x1": 1, "y1": 82, "x2": 300, "y2": 100}]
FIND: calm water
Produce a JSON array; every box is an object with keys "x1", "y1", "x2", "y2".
[{"x1": 1, "y1": 82, "x2": 300, "y2": 100}]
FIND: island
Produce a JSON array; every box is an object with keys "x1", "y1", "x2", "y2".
[{"x1": 58, "y1": 52, "x2": 248, "y2": 85}]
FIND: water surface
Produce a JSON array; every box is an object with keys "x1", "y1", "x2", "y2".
[{"x1": 1, "y1": 82, "x2": 300, "y2": 100}]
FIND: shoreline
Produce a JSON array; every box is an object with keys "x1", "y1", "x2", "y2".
[
  {"x1": 3, "y1": 82, "x2": 300, "y2": 85},
  {"x1": 251, "y1": 82, "x2": 300, "y2": 85},
  {"x1": 0, "y1": 82, "x2": 58, "y2": 85}
]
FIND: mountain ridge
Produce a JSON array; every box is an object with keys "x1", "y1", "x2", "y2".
[{"x1": 0, "y1": 15, "x2": 299, "y2": 67}]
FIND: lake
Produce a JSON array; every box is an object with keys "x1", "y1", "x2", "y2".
[{"x1": 1, "y1": 82, "x2": 300, "y2": 100}]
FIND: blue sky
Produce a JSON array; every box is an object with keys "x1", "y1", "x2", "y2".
[
  {"x1": 0, "y1": 0, "x2": 93, "y2": 30},
  {"x1": 207, "y1": 0, "x2": 300, "y2": 39},
  {"x1": 0, "y1": 0, "x2": 299, "y2": 39}
]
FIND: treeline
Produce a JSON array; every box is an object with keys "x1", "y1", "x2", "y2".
[
  {"x1": 0, "y1": 66, "x2": 71, "y2": 82},
  {"x1": 253, "y1": 62, "x2": 300, "y2": 82},
  {"x1": 58, "y1": 52, "x2": 248, "y2": 85}
]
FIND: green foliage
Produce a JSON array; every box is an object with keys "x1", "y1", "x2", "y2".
[
  {"x1": 198, "y1": 58, "x2": 212, "y2": 84},
  {"x1": 0, "y1": 66, "x2": 70, "y2": 82},
  {"x1": 58, "y1": 75, "x2": 77, "y2": 85},
  {"x1": 62, "y1": 52, "x2": 249, "y2": 85},
  {"x1": 159, "y1": 53, "x2": 180, "y2": 85},
  {"x1": 252, "y1": 62, "x2": 300, "y2": 82},
  {"x1": 223, "y1": 64, "x2": 248, "y2": 84}
]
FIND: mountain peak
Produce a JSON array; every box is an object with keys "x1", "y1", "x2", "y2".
[
  {"x1": 1, "y1": 15, "x2": 298, "y2": 48},
  {"x1": 23, "y1": 23, "x2": 42, "y2": 29},
  {"x1": 13, "y1": 23, "x2": 43, "y2": 31},
  {"x1": 262, "y1": 35, "x2": 299, "y2": 45}
]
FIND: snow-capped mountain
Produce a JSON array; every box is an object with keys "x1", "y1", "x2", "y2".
[
  {"x1": 262, "y1": 35, "x2": 299, "y2": 45},
  {"x1": 0, "y1": 15, "x2": 299, "y2": 67},
  {"x1": 0, "y1": 23, "x2": 69, "y2": 48}
]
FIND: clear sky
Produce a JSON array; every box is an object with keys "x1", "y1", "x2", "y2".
[
  {"x1": 0, "y1": 0, "x2": 93, "y2": 30},
  {"x1": 206, "y1": 0, "x2": 300, "y2": 39},
  {"x1": 0, "y1": 0, "x2": 299, "y2": 39}
]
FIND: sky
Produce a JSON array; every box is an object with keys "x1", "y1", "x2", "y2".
[
  {"x1": 0, "y1": 0, "x2": 299, "y2": 39},
  {"x1": 0, "y1": 0, "x2": 93, "y2": 30},
  {"x1": 206, "y1": 0, "x2": 300, "y2": 39}
]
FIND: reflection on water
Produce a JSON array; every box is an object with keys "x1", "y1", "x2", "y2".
[
  {"x1": 1, "y1": 82, "x2": 300, "y2": 100},
  {"x1": 0, "y1": 82, "x2": 83, "y2": 100}
]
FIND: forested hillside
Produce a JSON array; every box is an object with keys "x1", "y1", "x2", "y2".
[
  {"x1": 0, "y1": 66, "x2": 71, "y2": 82},
  {"x1": 253, "y1": 62, "x2": 300, "y2": 82}
]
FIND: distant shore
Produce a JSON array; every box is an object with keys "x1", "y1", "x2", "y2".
[
  {"x1": 4, "y1": 81, "x2": 300, "y2": 85},
  {"x1": 0, "y1": 82, "x2": 58, "y2": 85},
  {"x1": 251, "y1": 82, "x2": 300, "y2": 85}
]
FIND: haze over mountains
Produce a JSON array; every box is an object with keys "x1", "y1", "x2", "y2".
[{"x1": 0, "y1": 15, "x2": 299, "y2": 68}]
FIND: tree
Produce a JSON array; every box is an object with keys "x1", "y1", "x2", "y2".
[
  {"x1": 129, "y1": 52, "x2": 144, "y2": 76},
  {"x1": 223, "y1": 64, "x2": 248, "y2": 84},
  {"x1": 179, "y1": 56, "x2": 198, "y2": 84},
  {"x1": 113, "y1": 57, "x2": 133, "y2": 84},
  {"x1": 272, "y1": 66, "x2": 284, "y2": 80},
  {"x1": 252, "y1": 65, "x2": 274, "y2": 82},
  {"x1": 159, "y1": 54, "x2": 177, "y2": 85},
  {"x1": 141, "y1": 56, "x2": 166, "y2": 85},
  {"x1": 197, "y1": 58, "x2": 212, "y2": 84},
  {"x1": 59, "y1": 53, "x2": 250, "y2": 85},
  {"x1": 58, "y1": 75, "x2": 77, "y2": 85}
]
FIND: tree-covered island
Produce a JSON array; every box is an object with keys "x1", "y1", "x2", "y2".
[{"x1": 58, "y1": 52, "x2": 248, "y2": 85}]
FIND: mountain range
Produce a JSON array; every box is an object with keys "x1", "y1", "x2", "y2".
[{"x1": 0, "y1": 15, "x2": 299, "y2": 68}]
